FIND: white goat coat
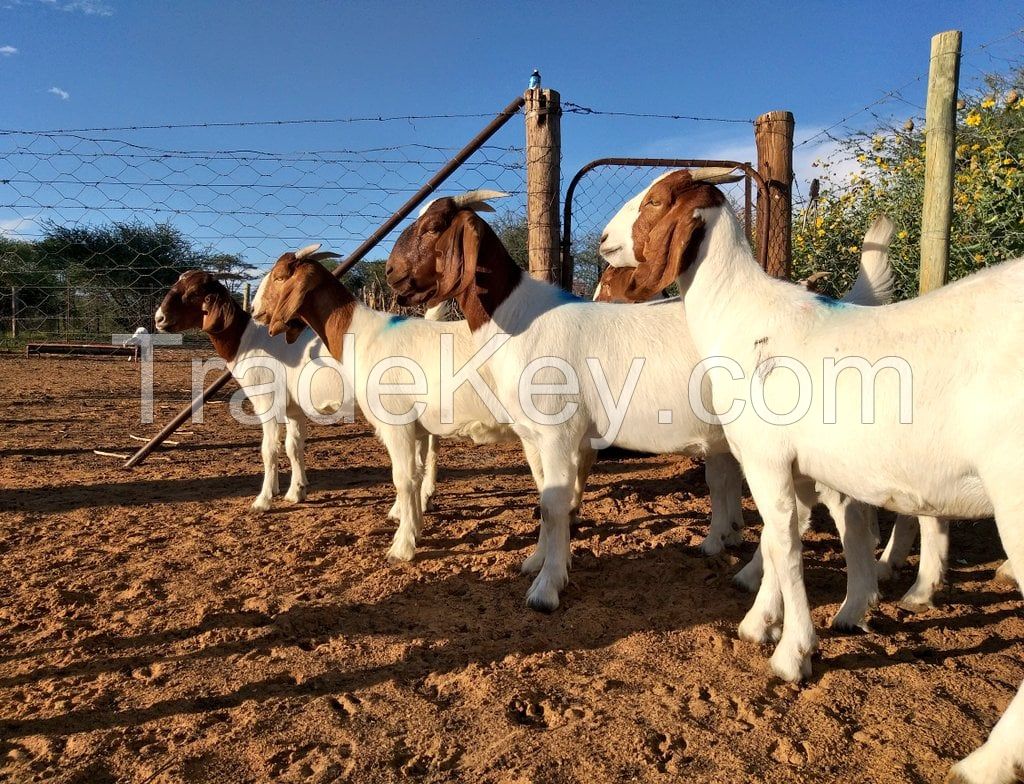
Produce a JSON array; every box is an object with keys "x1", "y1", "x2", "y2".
[{"x1": 676, "y1": 204, "x2": 1024, "y2": 784}]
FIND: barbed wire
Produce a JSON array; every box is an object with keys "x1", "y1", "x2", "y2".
[
  {"x1": 796, "y1": 25, "x2": 1024, "y2": 150},
  {"x1": 0, "y1": 112, "x2": 514, "y2": 136},
  {"x1": 563, "y1": 101, "x2": 753, "y2": 124}
]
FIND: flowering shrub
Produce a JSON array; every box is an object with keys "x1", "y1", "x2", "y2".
[{"x1": 793, "y1": 70, "x2": 1024, "y2": 302}]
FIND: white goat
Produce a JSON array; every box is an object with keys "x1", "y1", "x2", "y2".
[
  {"x1": 385, "y1": 188, "x2": 888, "y2": 626},
  {"x1": 600, "y1": 167, "x2": 1024, "y2": 783},
  {"x1": 155, "y1": 267, "x2": 338, "y2": 512},
  {"x1": 597, "y1": 183, "x2": 958, "y2": 608},
  {"x1": 259, "y1": 217, "x2": 579, "y2": 565}
]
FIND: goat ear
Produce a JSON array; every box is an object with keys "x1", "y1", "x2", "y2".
[
  {"x1": 432, "y1": 212, "x2": 480, "y2": 303},
  {"x1": 268, "y1": 263, "x2": 317, "y2": 342},
  {"x1": 628, "y1": 202, "x2": 705, "y2": 298},
  {"x1": 201, "y1": 293, "x2": 229, "y2": 333}
]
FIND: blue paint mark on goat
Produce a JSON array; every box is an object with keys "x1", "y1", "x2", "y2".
[
  {"x1": 815, "y1": 294, "x2": 846, "y2": 309},
  {"x1": 385, "y1": 314, "x2": 408, "y2": 329}
]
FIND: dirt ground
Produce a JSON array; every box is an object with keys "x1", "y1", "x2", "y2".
[{"x1": 0, "y1": 351, "x2": 1021, "y2": 784}]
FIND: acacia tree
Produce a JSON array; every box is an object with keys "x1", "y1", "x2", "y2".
[
  {"x1": 793, "y1": 67, "x2": 1024, "y2": 302},
  {"x1": 5, "y1": 220, "x2": 252, "y2": 338}
]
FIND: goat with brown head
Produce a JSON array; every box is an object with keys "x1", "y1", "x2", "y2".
[
  {"x1": 598, "y1": 168, "x2": 743, "y2": 298},
  {"x1": 155, "y1": 270, "x2": 249, "y2": 361},
  {"x1": 251, "y1": 243, "x2": 342, "y2": 346},
  {"x1": 386, "y1": 191, "x2": 515, "y2": 330},
  {"x1": 593, "y1": 264, "x2": 669, "y2": 303},
  {"x1": 263, "y1": 253, "x2": 347, "y2": 351}
]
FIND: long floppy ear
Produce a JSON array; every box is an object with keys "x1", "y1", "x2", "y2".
[
  {"x1": 432, "y1": 211, "x2": 481, "y2": 303},
  {"x1": 627, "y1": 202, "x2": 705, "y2": 299},
  {"x1": 268, "y1": 262, "x2": 318, "y2": 343},
  {"x1": 201, "y1": 292, "x2": 230, "y2": 333}
]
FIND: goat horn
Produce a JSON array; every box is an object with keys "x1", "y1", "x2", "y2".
[
  {"x1": 452, "y1": 190, "x2": 511, "y2": 213},
  {"x1": 295, "y1": 243, "x2": 323, "y2": 259},
  {"x1": 689, "y1": 167, "x2": 746, "y2": 185},
  {"x1": 307, "y1": 251, "x2": 341, "y2": 263}
]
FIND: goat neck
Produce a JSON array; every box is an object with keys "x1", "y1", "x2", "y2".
[
  {"x1": 455, "y1": 231, "x2": 522, "y2": 332},
  {"x1": 206, "y1": 296, "x2": 251, "y2": 364},
  {"x1": 296, "y1": 274, "x2": 358, "y2": 362}
]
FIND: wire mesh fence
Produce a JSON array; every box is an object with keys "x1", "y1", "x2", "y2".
[
  {"x1": 0, "y1": 120, "x2": 527, "y2": 349},
  {"x1": 562, "y1": 161, "x2": 754, "y2": 296}
]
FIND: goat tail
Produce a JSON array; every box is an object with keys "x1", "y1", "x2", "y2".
[
  {"x1": 423, "y1": 301, "x2": 451, "y2": 322},
  {"x1": 843, "y1": 215, "x2": 896, "y2": 307}
]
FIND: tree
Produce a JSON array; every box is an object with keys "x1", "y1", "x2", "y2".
[
  {"x1": 3, "y1": 220, "x2": 257, "y2": 340},
  {"x1": 793, "y1": 66, "x2": 1024, "y2": 302}
]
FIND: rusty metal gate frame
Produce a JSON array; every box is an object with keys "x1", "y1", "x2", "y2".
[{"x1": 560, "y1": 158, "x2": 770, "y2": 290}]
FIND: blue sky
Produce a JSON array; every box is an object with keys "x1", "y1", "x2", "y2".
[{"x1": 1, "y1": 0, "x2": 1022, "y2": 270}]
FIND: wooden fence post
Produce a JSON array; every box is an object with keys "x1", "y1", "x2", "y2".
[
  {"x1": 9, "y1": 286, "x2": 15, "y2": 338},
  {"x1": 755, "y1": 110, "x2": 795, "y2": 279},
  {"x1": 242, "y1": 282, "x2": 252, "y2": 312},
  {"x1": 525, "y1": 87, "x2": 562, "y2": 285},
  {"x1": 919, "y1": 30, "x2": 962, "y2": 294}
]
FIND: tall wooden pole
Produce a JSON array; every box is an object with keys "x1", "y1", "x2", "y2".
[
  {"x1": 919, "y1": 30, "x2": 962, "y2": 294},
  {"x1": 9, "y1": 286, "x2": 15, "y2": 338},
  {"x1": 525, "y1": 88, "x2": 562, "y2": 285},
  {"x1": 242, "y1": 282, "x2": 252, "y2": 312},
  {"x1": 755, "y1": 110, "x2": 795, "y2": 279}
]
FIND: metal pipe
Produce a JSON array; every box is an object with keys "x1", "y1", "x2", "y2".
[{"x1": 124, "y1": 94, "x2": 526, "y2": 469}]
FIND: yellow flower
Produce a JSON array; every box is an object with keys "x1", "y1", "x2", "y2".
[
  {"x1": 964, "y1": 111, "x2": 982, "y2": 127},
  {"x1": 974, "y1": 252, "x2": 985, "y2": 264},
  {"x1": 848, "y1": 246, "x2": 859, "y2": 253},
  {"x1": 857, "y1": 154, "x2": 867, "y2": 163},
  {"x1": 897, "y1": 230, "x2": 908, "y2": 240},
  {"x1": 981, "y1": 97, "x2": 996, "y2": 109}
]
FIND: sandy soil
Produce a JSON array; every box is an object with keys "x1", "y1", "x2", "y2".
[{"x1": 0, "y1": 352, "x2": 1020, "y2": 784}]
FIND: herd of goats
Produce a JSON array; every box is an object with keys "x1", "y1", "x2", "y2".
[{"x1": 151, "y1": 166, "x2": 1024, "y2": 783}]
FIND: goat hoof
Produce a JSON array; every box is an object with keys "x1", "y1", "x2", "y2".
[
  {"x1": 386, "y1": 542, "x2": 416, "y2": 564},
  {"x1": 251, "y1": 497, "x2": 272, "y2": 513},
  {"x1": 284, "y1": 487, "x2": 306, "y2": 503},
  {"x1": 738, "y1": 613, "x2": 780, "y2": 645},
  {"x1": 525, "y1": 574, "x2": 563, "y2": 613},
  {"x1": 897, "y1": 596, "x2": 935, "y2": 614},
  {"x1": 699, "y1": 536, "x2": 725, "y2": 557},
  {"x1": 386, "y1": 502, "x2": 400, "y2": 522},
  {"x1": 830, "y1": 614, "x2": 869, "y2": 633},
  {"x1": 526, "y1": 590, "x2": 560, "y2": 613},
  {"x1": 770, "y1": 646, "x2": 813, "y2": 683}
]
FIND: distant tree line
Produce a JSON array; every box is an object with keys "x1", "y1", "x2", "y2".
[{"x1": 0, "y1": 220, "x2": 254, "y2": 339}]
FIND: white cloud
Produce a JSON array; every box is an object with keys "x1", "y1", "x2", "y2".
[
  {"x1": 48, "y1": 85, "x2": 69, "y2": 100},
  {"x1": 4, "y1": 0, "x2": 113, "y2": 14},
  {"x1": 0, "y1": 215, "x2": 39, "y2": 239},
  {"x1": 0, "y1": 45, "x2": 17, "y2": 56},
  {"x1": 59, "y1": 0, "x2": 113, "y2": 15}
]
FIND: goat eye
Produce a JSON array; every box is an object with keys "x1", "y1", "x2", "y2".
[{"x1": 647, "y1": 199, "x2": 661, "y2": 207}]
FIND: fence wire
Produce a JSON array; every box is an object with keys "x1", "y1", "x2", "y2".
[
  {"x1": 0, "y1": 122, "x2": 526, "y2": 348},
  {"x1": 563, "y1": 163, "x2": 753, "y2": 296}
]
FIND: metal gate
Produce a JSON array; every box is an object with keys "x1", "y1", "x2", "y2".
[{"x1": 560, "y1": 158, "x2": 769, "y2": 294}]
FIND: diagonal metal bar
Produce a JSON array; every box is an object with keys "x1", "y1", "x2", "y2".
[{"x1": 124, "y1": 94, "x2": 527, "y2": 469}]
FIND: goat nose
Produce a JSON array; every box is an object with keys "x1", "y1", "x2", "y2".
[{"x1": 600, "y1": 232, "x2": 609, "y2": 244}]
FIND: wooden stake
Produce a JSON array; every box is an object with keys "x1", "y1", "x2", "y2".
[
  {"x1": 920, "y1": 30, "x2": 962, "y2": 294},
  {"x1": 755, "y1": 110, "x2": 795, "y2": 279},
  {"x1": 525, "y1": 88, "x2": 562, "y2": 285}
]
